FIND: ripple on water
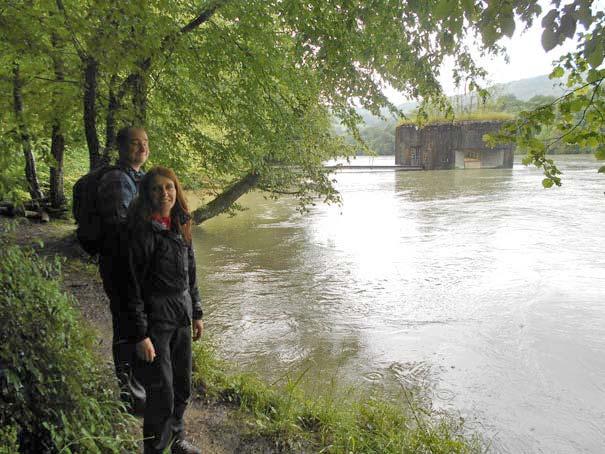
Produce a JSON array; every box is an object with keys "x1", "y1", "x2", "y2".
[
  {"x1": 362, "y1": 371, "x2": 385, "y2": 382},
  {"x1": 434, "y1": 388, "x2": 456, "y2": 402},
  {"x1": 388, "y1": 361, "x2": 436, "y2": 388}
]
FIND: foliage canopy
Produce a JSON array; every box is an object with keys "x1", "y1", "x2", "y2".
[
  {"x1": 0, "y1": 0, "x2": 603, "y2": 215},
  {"x1": 485, "y1": 0, "x2": 605, "y2": 186}
]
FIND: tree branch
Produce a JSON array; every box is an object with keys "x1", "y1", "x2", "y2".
[
  {"x1": 117, "y1": 1, "x2": 227, "y2": 99},
  {"x1": 546, "y1": 79, "x2": 602, "y2": 150},
  {"x1": 55, "y1": 0, "x2": 87, "y2": 61},
  {"x1": 33, "y1": 76, "x2": 79, "y2": 84},
  {"x1": 191, "y1": 172, "x2": 259, "y2": 224},
  {"x1": 180, "y1": 0, "x2": 228, "y2": 35}
]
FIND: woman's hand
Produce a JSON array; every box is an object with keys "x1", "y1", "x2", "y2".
[
  {"x1": 136, "y1": 337, "x2": 156, "y2": 362},
  {"x1": 192, "y1": 319, "x2": 204, "y2": 341}
]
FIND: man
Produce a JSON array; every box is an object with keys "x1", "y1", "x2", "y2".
[{"x1": 97, "y1": 126, "x2": 149, "y2": 414}]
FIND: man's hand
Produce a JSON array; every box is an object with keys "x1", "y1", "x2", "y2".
[
  {"x1": 136, "y1": 337, "x2": 156, "y2": 362},
  {"x1": 192, "y1": 319, "x2": 204, "y2": 341}
]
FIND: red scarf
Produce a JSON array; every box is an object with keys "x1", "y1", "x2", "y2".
[{"x1": 151, "y1": 213, "x2": 172, "y2": 229}]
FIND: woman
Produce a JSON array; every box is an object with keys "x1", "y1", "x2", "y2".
[{"x1": 125, "y1": 166, "x2": 203, "y2": 454}]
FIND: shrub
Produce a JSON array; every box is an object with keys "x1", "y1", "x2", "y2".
[{"x1": 0, "y1": 240, "x2": 137, "y2": 453}]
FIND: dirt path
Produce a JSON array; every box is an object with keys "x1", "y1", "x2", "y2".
[{"x1": 4, "y1": 217, "x2": 279, "y2": 454}]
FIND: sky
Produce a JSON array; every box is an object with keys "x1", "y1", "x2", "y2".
[
  {"x1": 450, "y1": 13, "x2": 577, "y2": 92},
  {"x1": 384, "y1": 0, "x2": 597, "y2": 103}
]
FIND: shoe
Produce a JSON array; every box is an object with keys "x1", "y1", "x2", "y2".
[{"x1": 171, "y1": 439, "x2": 202, "y2": 454}]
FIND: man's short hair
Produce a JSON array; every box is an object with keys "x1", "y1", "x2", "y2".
[{"x1": 116, "y1": 126, "x2": 144, "y2": 153}]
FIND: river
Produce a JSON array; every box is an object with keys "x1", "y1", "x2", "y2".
[{"x1": 192, "y1": 154, "x2": 605, "y2": 453}]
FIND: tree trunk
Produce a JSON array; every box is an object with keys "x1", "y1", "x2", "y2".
[
  {"x1": 12, "y1": 63, "x2": 44, "y2": 201},
  {"x1": 50, "y1": 124, "x2": 65, "y2": 209},
  {"x1": 83, "y1": 57, "x2": 102, "y2": 170},
  {"x1": 132, "y1": 61, "x2": 150, "y2": 126},
  {"x1": 191, "y1": 173, "x2": 259, "y2": 224},
  {"x1": 103, "y1": 75, "x2": 119, "y2": 164},
  {"x1": 50, "y1": 35, "x2": 66, "y2": 209}
]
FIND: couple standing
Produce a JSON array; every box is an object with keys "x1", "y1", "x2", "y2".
[{"x1": 97, "y1": 126, "x2": 203, "y2": 454}]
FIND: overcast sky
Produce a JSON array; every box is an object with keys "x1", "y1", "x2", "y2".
[
  {"x1": 384, "y1": 1, "x2": 596, "y2": 103},
  {"x1": 450, "y1": 14, "x2": 578, "y2": 93}
]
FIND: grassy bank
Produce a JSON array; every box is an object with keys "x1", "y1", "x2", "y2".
[
  {"x1": 192, "y1": 342, "x2": 483, "y2": 453},
  {"x1": 0, "y1": 220, "x2": 484, "y2": 453}
]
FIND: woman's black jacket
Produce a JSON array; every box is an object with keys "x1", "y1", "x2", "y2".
[{"x1": 124, "y1": 219, "x2": 203, "y2": 342}]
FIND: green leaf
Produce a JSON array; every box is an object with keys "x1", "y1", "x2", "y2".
[
  {"x1": 568, "y1": 98, "x2": 585, "y2": 112},
  {"x1": 572, "y1": 4, "x2": 593, "y2": 28},
  {"x1": 434, "y1": 0, "x2": 456, "y2": 19},
  {"x1": 461, "y1": 0, "x2": 474, "y2": 16},
  {"x1": 586, "y1": 41, "x2": 604, "y2": 68},
  {"x1": 482, "y1": 26, "x2": 499, "y2": 46},
  {"x1": 541, "y1": 27, "x2": 558, "y2": 52},
  {"x1": 587, "y1": 69, "x2": 602, "y2": 83},
  {"x1": 541, "y1": 9, "x2": 558, "y2": 28},
  {"x1": 558, "y1": 13, "x2": 576, "y2": 39},
  {"x1": 549, "y1": 66, "x2": 564, "y2": 79},
  {"x1": 501, "y1": 15, "x2": 515, "y2": 37},
  {"x1": 542, "y1": 178, "x2": 554, "y2": 188}
]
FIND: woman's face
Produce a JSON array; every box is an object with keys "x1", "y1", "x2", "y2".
[{"x1": 149, "y1": 175, "x2": 176, "y2": 217}]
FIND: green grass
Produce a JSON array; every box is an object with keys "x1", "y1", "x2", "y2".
[{"x1": 192, "y1": 341, "x2": 485, "y2": 453}]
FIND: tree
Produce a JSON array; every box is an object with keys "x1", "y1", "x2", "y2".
[
  {"x1": 486, "y1": 0, "x2": 605, "y2": 187},
  {"x1": 11, "y1": 62, "x2": 44, "y2": 202},
  {"x1": 0, "y1": 3, "x2": 82, "y2": 210},
  {"x1": 1, "y1": 0, "x2": 600, "y2": 218}
]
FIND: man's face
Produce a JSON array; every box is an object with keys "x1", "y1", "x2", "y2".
[{"x1": 121, "y1": 128, "x2": 149, "y2": 169}]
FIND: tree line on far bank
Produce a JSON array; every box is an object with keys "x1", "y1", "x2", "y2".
[{"x1": 1, "y1": 0, "x2": 603, "y2": 215}]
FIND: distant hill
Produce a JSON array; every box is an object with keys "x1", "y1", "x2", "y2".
[
  {"x1": 488, "y1": 74, "x2": 565, "y2": 100},
  {"x1": 342, "y1": 74, "x2": 566, "y2": 123},
  {"x1": 334, "y1": 74, "x2": 568, "y2": 155},
  {"x1": 390, "y1": 75, "x2": 565, "y2": 115}
]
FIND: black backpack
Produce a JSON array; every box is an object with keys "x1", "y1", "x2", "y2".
[{"x1": 72, "y1": 165, "x2": 134, "y2": 255}]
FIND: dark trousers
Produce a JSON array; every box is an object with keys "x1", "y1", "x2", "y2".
[
  {"x1": 99, "y1": 254, "x2": 146, "y2": 414},
  {"x1": 112, "y1": 324, "x2": 147, "y2": 415},
  {"x1": 139, "y1": 324, "x2": 192, "y2": 454}
]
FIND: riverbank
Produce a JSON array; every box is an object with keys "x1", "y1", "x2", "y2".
[{"x1": 1, "y1": 216, "x2": 484, "y2": 453}]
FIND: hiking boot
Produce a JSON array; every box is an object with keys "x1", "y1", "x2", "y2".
[{"x1": 171, "y1": 439, "x2": 202, "y2": 454}]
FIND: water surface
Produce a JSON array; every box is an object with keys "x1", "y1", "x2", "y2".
[{"x1": 193, "y1": 155, "x2": 605, "y2": 453}]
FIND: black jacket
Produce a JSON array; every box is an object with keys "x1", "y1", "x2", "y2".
[
  {"x1": 97, "y1": 165, "x2": 145, "y2": 257},
  {"x1": 125, "y1": 220, "x2": 203, "y2": 342}
]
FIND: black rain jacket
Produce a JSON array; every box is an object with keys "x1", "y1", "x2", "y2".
[
  {"x1": 97, "y1": 165, "x2": 145, "y2": 257},
  {"x1": 125, "y1": 219, "x2": 203, "y2": 342}
]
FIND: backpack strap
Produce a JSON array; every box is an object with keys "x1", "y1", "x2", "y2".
[{"x1": 117, "y1": 165, "x2": 144, "y2": 195}]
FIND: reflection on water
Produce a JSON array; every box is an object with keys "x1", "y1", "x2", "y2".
[{"x1": 193, "y1": 155, "x2": 605, "y2": 453}]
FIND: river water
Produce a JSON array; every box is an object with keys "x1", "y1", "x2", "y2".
[{"x1": 192, "y1": 154, "x2": 605, "y2": 453}]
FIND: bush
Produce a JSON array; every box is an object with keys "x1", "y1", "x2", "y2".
[{"x1": 0, "y1": 240, "x2": 137, "y2": 453}]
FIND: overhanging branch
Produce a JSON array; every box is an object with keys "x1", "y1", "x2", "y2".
[
  {"x1": 117, "y1": 1, "x2": 227, "y2": 98},
  {"x1": 191, "y1": 172, "x2": 259, "y2": 224},
  {"x1": 180, "y1": 0, "x2": 228, "y2": 35}
]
